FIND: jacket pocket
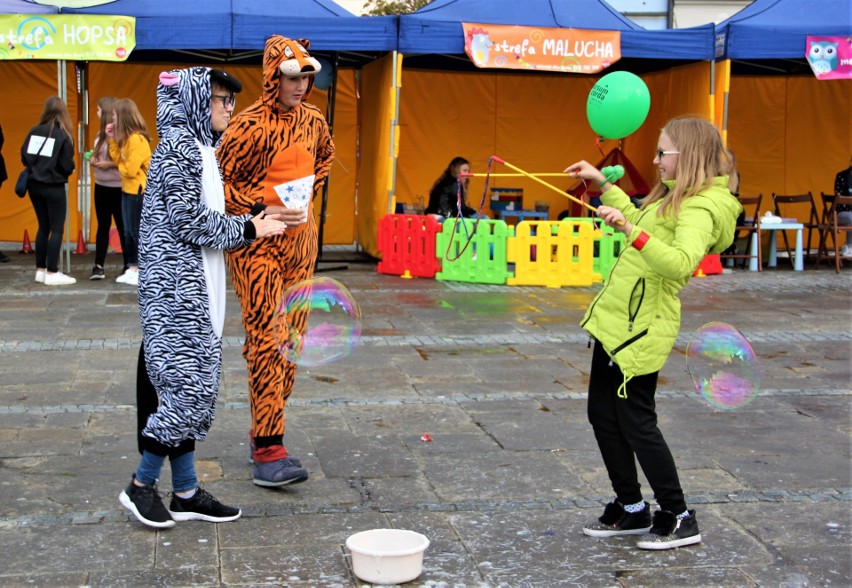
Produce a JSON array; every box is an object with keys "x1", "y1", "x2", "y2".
[
  {"x1": 627, "y1": 277, "x2": 645, "y2": 332},
  {"x1": 611, "y1": 328, "x2": 649, "y2": 356}
]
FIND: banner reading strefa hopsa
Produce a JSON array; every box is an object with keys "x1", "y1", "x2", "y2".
[
  {"x1": 0, "y1": 14, "x2": 135, "y2": 61},
  {"x1": 806, "y1": 36, "x2": 852, "y2": 80},
  {"x1": 463, "y1": 23, "x2": 620, "y2": 73}
]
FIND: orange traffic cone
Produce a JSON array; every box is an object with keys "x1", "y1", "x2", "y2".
[
  {"x1": 20, "y1": 229, "x2": 34, "y2": 254},
  {"x1": 75, "y1": 229, "x2": 88, "y2": 254},
  {"x1": 108, "y1": 226, "x2": 123, "y2": 253}
]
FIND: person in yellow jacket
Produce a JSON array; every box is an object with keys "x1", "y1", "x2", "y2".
[
  {"x1": 107, "y1": 98, "x2": 151, "y2": 286},
  {"x1": 565, "y1": 117, "x2": 741, "y2": 551}
]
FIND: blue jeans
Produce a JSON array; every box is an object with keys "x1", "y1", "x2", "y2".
[
  {"x1": 121, "y1": 191, "x2": 142, "y2": 266},
  {"x1": 135, "y1": 450, "x2": 197, "y2": 493},
  {"x1": 28, "y1": 181, "x2": 67, "y2": 273}
]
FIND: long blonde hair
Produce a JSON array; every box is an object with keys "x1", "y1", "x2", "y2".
[
  {"x1": 112, "y1": 98, "x2": 150, "y2": 147},
  {"x1": 37, "y1": 96, "x2": 74, "y2": 146},
  {"x1": 641, "y1": 116, "x2": 736, "y2": 218}
]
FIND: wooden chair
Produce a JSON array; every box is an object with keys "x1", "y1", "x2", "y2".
[
  {"x1": 720, "y1": 194, "x2": 762, "y2": 271},
  {"x1": 814, "y1": 192, "x2": 836, "y2": 268},
  {"x1": 828, "y1": 195, "x2": 852, "y2": 273},
  {"x1": 772, "y1": 192, "x2": 819, "y2": 265}
]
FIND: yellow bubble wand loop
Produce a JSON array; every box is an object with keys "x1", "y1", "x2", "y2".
[
  {"x1": 488, "y1": 156, "x2": 598, "y2": 215},
  {"x1": 484, "y1": 156, "x2": 625, "y2": 226}
]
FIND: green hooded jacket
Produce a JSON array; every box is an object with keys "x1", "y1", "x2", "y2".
[{"x1": 580, "y1": 177, "x2": 742, "y2": 397}]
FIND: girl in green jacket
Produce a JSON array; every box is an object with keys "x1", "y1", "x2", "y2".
[{"x1": 564, "y1": 117, "x2": 742, "y2": 551}]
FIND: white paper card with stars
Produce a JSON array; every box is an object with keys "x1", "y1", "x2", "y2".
[{"x1": 274, "y1": 174, "x2": 315, "y2": 210}]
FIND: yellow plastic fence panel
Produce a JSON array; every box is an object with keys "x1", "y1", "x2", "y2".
[{"x1": 507, "y1": 220, "x2": 595, "y2": 287}]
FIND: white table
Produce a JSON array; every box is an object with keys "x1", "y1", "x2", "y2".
[{"x1": 749, "y1": 222, "x2": 804, "y2": 271}]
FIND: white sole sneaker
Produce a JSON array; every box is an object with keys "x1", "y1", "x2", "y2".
[
  {"x1": 119, "y1": 490, "x2": 176, "y2": 529},
  {"x1": 35, "y1": 270, "x2": 45, "y2": 283},
  {"x1": 117, "y1": 269, "x2": 139, "y2": 285},
  {"x1": 44, "y1": 272, "x2": 76, "y2": 286}
]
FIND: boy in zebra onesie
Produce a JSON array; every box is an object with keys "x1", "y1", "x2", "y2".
[{"x1": 119, "y1": 67, "x2": 287, "y2": 529}]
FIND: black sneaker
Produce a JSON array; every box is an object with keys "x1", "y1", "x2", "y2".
[
  {"x1": 168, "y1": 488, "x2": 241, "y2": 523},
  {"x1": 637, "y1": 509, "x2": 702, "y2": 550},
  {"x1": 119, "y1": 475, "x2": 175, "y2": 529},
  {"x1": 90, "y1": 266, "x2": 106, "y2": 280},
  {"x1": 0, "y1": 251, "x2": 9, "y2": 263},
  {"x1": 583, "y1": 500, "x2": 652, "y2": 537}
]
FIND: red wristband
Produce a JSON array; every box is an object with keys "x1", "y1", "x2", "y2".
[{"x1": 632, "y1": 231, "x2": 650, "y2": 251}]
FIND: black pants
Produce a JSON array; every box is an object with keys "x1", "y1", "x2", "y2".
[
  {"x1": 587, "y1": 341, "x2": 686, "y2": 514},
  {"x1": 28, "y1": 181, "x2": 66, "y2": 273},
  {"x1": 93, "y1": 183, "x2": 127, "y2": 268},
  {"x1": 136, "y1": 344, "x2": 195, "y2": 458}
]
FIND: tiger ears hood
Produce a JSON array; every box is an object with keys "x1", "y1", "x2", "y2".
[{"x1": 262, "y1": 36, "x2": 320, "y2": 106}]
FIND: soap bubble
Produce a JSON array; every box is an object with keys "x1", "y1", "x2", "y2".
[
  {"x1": 686, "y1": 322, "x2": 760, "y2": 410},
  {"x1": 273, "y1": 277, "x2": 361, "y2": 367}
]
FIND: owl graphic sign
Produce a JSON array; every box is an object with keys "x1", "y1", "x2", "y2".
[
  {"x1": 463, "y1": 23, "x2": 620, "y2": 73},
  {"x1": 806, "y1": 36, "x2": 852, "y2": 80}
]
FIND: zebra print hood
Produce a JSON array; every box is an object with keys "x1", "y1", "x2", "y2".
[{"x1": 156, "y1": 67, "x2": 216, "y2": 147}]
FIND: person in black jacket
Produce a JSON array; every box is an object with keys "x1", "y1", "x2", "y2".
[
  {"x1": 21, "y1": 97, "x2": 76, "y2": 285},
  {"x1": 425, "y1": 156, "x2": 487, "y2": 221},
  {"x1": 834, "y1": 157, "x2": 852, "y2": 257},
  {"x1": 0, "y1": 123, "x2": 8, "y2": 262}
]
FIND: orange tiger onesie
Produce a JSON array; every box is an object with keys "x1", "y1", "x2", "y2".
[{"x1": 218, "y1": 36, "x2": 334, "y2": 487}]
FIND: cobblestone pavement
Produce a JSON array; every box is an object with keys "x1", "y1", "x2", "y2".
[{"x1": 0, "y1": 247, "x2": 850, "y2": 587}]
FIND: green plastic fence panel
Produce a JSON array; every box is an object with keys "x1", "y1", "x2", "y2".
[{"x1": 436, "y1": 219, "x2": 514, "y2": 284}]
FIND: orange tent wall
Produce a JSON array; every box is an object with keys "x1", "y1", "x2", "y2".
[
  {"x1": 0, "y1": 61, "x2": 79, "y2": 246},
  {"x1": 0, "y1": 60, "x2": 358, "y2": 246},
  {"x1": 356, "y1": 53, "x2": 400, "y2": 258},
  {"x1": 395, "y1": 62, "x2": 711, "y2": 221},
  {"x1": 727, "y1": 75, "x2": 852, "y2": 236}
]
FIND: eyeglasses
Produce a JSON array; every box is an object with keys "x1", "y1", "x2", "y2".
[
  {"x1": 656, "y1": 149, "x2": 679, "y2": 159},
  {"x1": 211, "y1": 93, "x2": 236, "y2": 108}
]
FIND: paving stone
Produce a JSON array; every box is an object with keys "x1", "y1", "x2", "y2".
[{"x1": 0, "y1": 255, "x2": 849, "y2": 586}]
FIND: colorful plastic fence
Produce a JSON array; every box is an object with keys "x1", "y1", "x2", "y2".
[{"x1": 376, "y1": 214, "x2": 624, "y2": 288}]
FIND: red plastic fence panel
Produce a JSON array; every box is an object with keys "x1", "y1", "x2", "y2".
[{"x1": 377, "y1": 214, "x2": 441, "y2": 278}]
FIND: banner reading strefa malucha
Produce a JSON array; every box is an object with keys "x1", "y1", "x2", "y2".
[
  {"x1": 0, "y1": 14, "x2": 135, "y2": 61},
  {"x1": 463, "y1": 23, "x2": 621, "y2": 73}
]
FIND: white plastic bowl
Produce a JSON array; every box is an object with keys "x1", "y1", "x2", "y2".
[{"x1": 345, "y1": 528, "x2": 430, "y2": 584}]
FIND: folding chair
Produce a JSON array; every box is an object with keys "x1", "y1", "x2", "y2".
[
  {"x1": 814, "y1": 192, "x2": 836, "y2": 268},
  {"x1": 772, "y1": 192, "x2": 819, "y2": 265},
  {"x1": 720, "y1": 194, "x2": 762, "y2": 271},
  {"x1": 829, "y1": 195, "x2": 852, "y2": 273}
]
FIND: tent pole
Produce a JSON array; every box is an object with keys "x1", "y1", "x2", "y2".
[
  {"x1": 316, "y1": 52, "x2": 348, "y2": 272},
  {"x1": 59, "y1": 60, "x2": 72, "y2": 273}
]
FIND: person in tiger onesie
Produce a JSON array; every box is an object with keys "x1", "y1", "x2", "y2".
[{"x1": 218, "y1": 36, "x2": 334, "y2": 488}]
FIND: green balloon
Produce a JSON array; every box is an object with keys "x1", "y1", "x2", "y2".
[{"x1": 586, "y1": 71, "x2": 651, "y2": 139}]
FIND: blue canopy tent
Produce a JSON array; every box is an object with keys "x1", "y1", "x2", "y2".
[
  {"x1": 60, "y1": 0, "x2": 398, "y2": 65},
  {"x1": 0, "y1": 0, "x2": 56, "y2": 13},
  {"x1": 391, "y1": 0, "x2": 719, "y2": 227},
  {"x1": 15, "y1": 0, "x2": 402, "y2": 255},
  {"x1": 716, "y1": 0, "x2": 852, "y2": 70},
  {"x1": 61, "y1": 0, "x2": 233, "y2": 60},
  {"x1": 713, "y1": 0, "x2": 852, "y2": 229},
  {"x1": 232, "y1": 0, "x2": 397, "y2": 65},
  {"x1": 399, "y1": 0, "x2": 715, "y2": 71}
]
